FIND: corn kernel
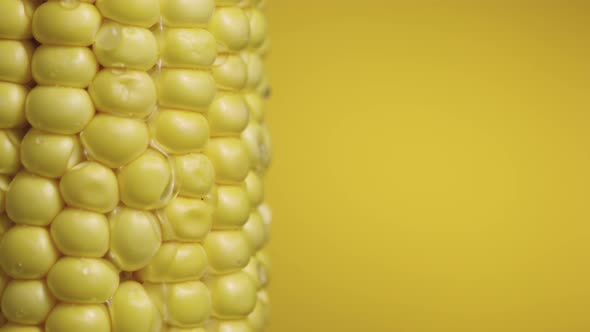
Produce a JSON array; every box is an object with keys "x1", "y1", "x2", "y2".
[
  {"x1": 173, "y1": 153, "x2": 215, "y2": 197},
  {"x1": 20, "y1": 129, "x2": 83, "y2": 178},
  {"x1": 47, "y1": 257, "x2": 119, "y2": 304},
  {"x1": 206, "y1": 320, "x2": 252, "y2": 332},
  {"x1": 50, "y1": 208, "x2": 109, "y2": 258},
  {"x1": 212, "y1": 55, "x2": 247, "y2": 91},
  {"x1": 259, "y1": 124, "x2": 271, "y2": 171},
  {"x1": 0, "y1": 130, "x2": 21, "y2": 176},
  {"x1": 59, "y1": 162, "x2": 119, "y2": 213},
  {"x1": 243, "y1": 92, "x2": 263, "y2": 123},
  {"x1": 0, "y1": 214, "x2": 13, "y2": 237},
  {"x1": 209, "y1": 8, "x2": 250, "y2": 52},
  {"x1": 244, "y1": 171, "x2": 263, "y2": 206},
  {"x1": 153, "y1": 69, "x2": 216, "y2": 112},
  {"x1": 95, "y1": 0, "x2": 160, "y2": 28},
  {"x1": 160, "y1": 0, "x2": 214, "y2": 27},
  {"x1": 94, "y1": 21, "x2": 158, "y2": 70},
  {"x1": 108, "y1": 281, "x2": 161, "y2": 332},
  {"x1": 165, "y1": 327, "x2": 207, "y2": 332},
  {"x1": 0, "y1": 226, "x2": 58, "y2": 279},
  {"x1": 32, "y1": 2, "x2": 101, "y2": 46},
  {"x1": 45, "y1": 304, "x2": 110, "y2": 332},
  {"x1": 1, "y1": 280, "x2": 55, "y2": 325},
  {"x1": 145, "y1": 281, "x2": 211, "y2": 327},
  {"x1": 212, "y1": 185, "x2": 250, "y2": 229},
  {"x1": 0, "y1": 324, "x2": 43, "y2": 332},
  {"x1": 239, "y1": 123, "x2": 261, "y2": 172},
  {"x1": 208, "y1": 94, "x2": 249, "y2": 136},
  {"x1": 0, "y1": 178, "x2": 9, "y2": 214},
  {"x1": 242, "y1": 53, "x2": 263, "y2": 90},
  {"x1": 136, "y1": 242, "x2": 207, "y2": 282},
  {"x1": 0, "y1": 40, "x2": 33, "y2": 84},
  {"x1": 247, "y1": 298, "x2": 268, "y2": 332},
  {"x1": 255, "y1": 249, "x2": 270, "y2": 287},
  {"x1": 108, "y1": 207, "x2": 162, "y2": 271},
  {"x1": 157, "y1": 28, "x2": 217, "y2": 68},
  {"x1": 6, "y1": 172, "x2": 63, "y2": 226},
  {"x1": 149, "y1": 109, "x2": 209, "y2": 154},
  {"x1": 205, "y1": 138, "x2": 249, "y2": 184},
  {"x1": 206, "y1": 271, "x2": 256, "y2": 318},
  {"x1": 32, "y1": 46, "x2": 98, "y2": 88},
  {"x1": 157, "y1": 196, "x2": 212, "y2": 242},
  {"x1": 117, "y1": 149, "x2": 173, "y2": 210},
  {"x1": 246, "y1": 9, "x2": 266, "y2": 49},
  {"x1": 203, "y1": 230, "x2": 251, "y2": 274},
  {"x1": 0, "y1": 82, "x2": 28, "y2": 129},
  {"x1": 0, "y1": 0, "x2": 39, "y2": 40},
  {"x1": 242, "y1": 257, "x2": 261, "y2": 290},
  {"x1": 89, "y1": 69, "x2": 157, "y2": 118},
  {"x1": 81, "y1": 114, "x2": 150, "y2": 168},
  {"x1": 25, "y1": 86, "x2": 95, "y2": 135},
  {"x1": 242, "y1": 211, "x2": 265, "y2": 252}
]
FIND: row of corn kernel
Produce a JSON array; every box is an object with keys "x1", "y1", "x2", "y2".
[
  {"x1": 0, "y1": 0, "x2": 40, "y2": 330},
  {"x1": 201, "y1": 1, "x2": 259, "y2": 331},
  {"x1": 239, "y1": 1, "x2": 272, "y2": 331},
  {"x1": 142, "y1": 1, "x2": 218, "y2": 330}
]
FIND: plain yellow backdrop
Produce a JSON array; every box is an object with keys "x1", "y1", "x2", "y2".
[{"x1": 263, "y1": 1, "x2": 590, "y2": 331}]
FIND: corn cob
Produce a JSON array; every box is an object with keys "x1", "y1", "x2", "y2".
[{"x1": 0, "y1": 1, "x2": 271, "y2": 331}]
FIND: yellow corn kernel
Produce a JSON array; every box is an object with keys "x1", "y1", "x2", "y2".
[
  {"x1": 81, "y1": 114, "x2": 150, "y2": 168},
  {"x1": 145, "y1": 281, "x2": 211, "y2": 328},
  {"x1": 25, "y1": 86, "x2": 95, "y2": 135},
  {"x1": 32, "y1": 2, "x2": 101, "y2": 46},
  {"x1": 89, "y1": 69, "x2": 157, "y2": 118},
  {"x1": 242, "y1": 257, "x2": 261, "y2": 290},
  {"x1": 160, "y1": 0, "x2": 214, "y2": 27},
  {"x1": 95, "y1": 0, "x2": 160, "y2": 28},
  {"x1": 153, "y1": 69, "x2": 216, "y2": 112},
  {"x1": 6, "y1": 172, "x2": 63, "y2": 226},
  {"x1": 244, "y1": 171, "x2": 263, "y2": 206},
  {"x1": 212, "y1": 185, "x2": 250, "y2": 229},
  {"x1": 117, "y1": 149, "x2": 173, "y2": 210},
  {"x1": 0, "y1": 40, "x2": 33, "y2": 84},
  {"x1": 237, "y1": 122, "x2": 262, "y2": 171},
  {"x1": 209, "y1": 7, "x2": 250, "y2": 52},
  {"x1": 47, "y1": 257, "x2": 119, "y2": 304},
  {"x1": 157, "y1": 28, "x2": 217, "y2": 68},
  {"x1": 255, "y1": 249, "x2": 270, "y2": 288},
  {"x1": 94, "y1": 21, "x2": 159, "y2": 70},
  {"x1": 212, "y1": 55, "x2": 247, "y2": 91},
  {"x1": 31, "y1": 46, "x2": 98, "y2": 88},
  {"x1": 108, "y1": 207, "x2": 162, "y2": 271},
  {"x1": 206, "y1": 320, "x2": 252, "y2": 332},
  {"x1": 109, "y1": 281, "x2": 161, "y2": 332},
  {"x1": 0, "y1": 0, "x2": 39, "y2": 40},
  {"x1": 246, "y1": 9, "x2": 267, "y2": 49},
  {"x1": 243, "y1": 93, "x2": 263, "y2": 123},
  {"x1": 247, "y1": 298, "x2": 268, "y2": 332},
  {"x1": 206, "y1": 271, "x2": 256, "y2": 318},
  {"x1": 157, "y1": 197, "x2": 212, "y2": 242},
  {"x1": 0, "y1": 214, "x2": 13, "y2": 237},
  {"x1": 242, "y1": 211, "x2": 266, "y2": 252},
  {"x1": 0, "y1": 82, "x2": 28, "y2": 129},
  {"x1": 0, "y1": 324, "x2": 43, "y2": 332},
  {"x1": 0, "y1": 225, "x2": 58, "y2": 279},
  {"x1": 173, "y1": 153, "x2": 215, "y2": 197},
  {"x1": 50, "y1": 208, "x2": 109, "y2": 258},
  {"x1": 149, "y1": 109, "x2": 209, "y2": 154},
  {"x1": 59, "y1": 162, "x2": 119, "y2": 213},
  {"x1": 0, "y1": 177, "x2": 9, "y2": 214},
  {"x1": 242, "y1": 53, "x2": 263, "y2": 90},
  {"x1": 45, "y1": 304, "x2": 110, "y2": 332},
  {"x1": 165, "y1": 327, "x2": 207, "y2": 332},
  {"x1": 136, "y1": 242, "x2": 208, "y2": 282},
  {"x1": 205, "y1": 138, "x2": 249, "y2": 184},
  {"x1": 0, "y1": 130, "x2": 21, "y2": 176},
  {"x1": 1, "y1": 280, "x2": 55, "y2": 325},
  {"x1": 208, "y1": 94, "x2": 249, "y2": 136},
  {"x1": 203, "y1": 230, "x2": 252, "y2": 274},
  {"x1": 20, "y1": 129, "x2": 83, "y2": 179}
]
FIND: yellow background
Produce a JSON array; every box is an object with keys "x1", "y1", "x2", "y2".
[{"x1": 264, "y1": 1, "x2": 590, "y2": 331}]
